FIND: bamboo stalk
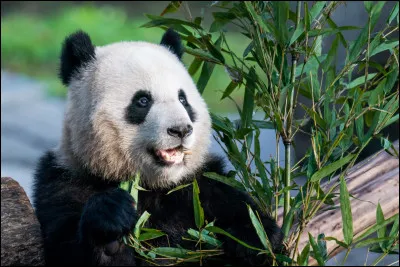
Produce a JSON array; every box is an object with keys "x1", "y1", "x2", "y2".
[{"x1": 284, "y1": 0, "x2": 302, "y2": 218}]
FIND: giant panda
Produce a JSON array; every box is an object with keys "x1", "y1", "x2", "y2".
[{"x1": 33, "y1": 28, "x2": 283, "y2": 266}]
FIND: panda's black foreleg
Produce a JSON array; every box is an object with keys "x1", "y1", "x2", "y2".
[
  {"x1": 219, "y1": 212, "x2": 284, "y2": 266},
  {"x1": 199, "y1": 177, "x2": 284, "y2": 266},
  {"x1": 79, "y1": 188, "x2": 138, "y2": 265}
]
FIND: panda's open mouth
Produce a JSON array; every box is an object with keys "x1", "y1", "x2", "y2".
[{"x1": 153, "y1": 146, "x2": 185, "y2": 166}]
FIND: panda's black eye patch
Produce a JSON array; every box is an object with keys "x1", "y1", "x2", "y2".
[
  {"x1": 126, "y1": 90, "x2": 153, "y2": 124},
  {"x1": 178, "y1": 89, "x2": 197, "y2": 123}
]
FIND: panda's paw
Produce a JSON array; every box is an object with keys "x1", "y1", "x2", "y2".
[{"x1": 79, "y1": 188, "x2": 137, "y2": 245}]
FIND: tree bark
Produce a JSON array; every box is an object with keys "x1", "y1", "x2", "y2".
[{"x1": 1, "y1": 177, "x2": 45, "y2": 266}]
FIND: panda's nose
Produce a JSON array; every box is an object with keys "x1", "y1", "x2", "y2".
[{"x1": 167, "y1": 125, "x2": 193, "y2": 139}]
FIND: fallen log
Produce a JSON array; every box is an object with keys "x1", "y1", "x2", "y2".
[
  {"x1": 1, "y1": 177, "x2": 45, "y2": 266},
  {"x1": 282, "y1": 140, "x2": 399, "y2": 265}
]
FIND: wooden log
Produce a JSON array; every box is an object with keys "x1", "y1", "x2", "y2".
[
  {"x1": 283, "y1": 140, "x2": 399, "y2": 265},
  {"x1": 1, "y1": 177, "x2": 45, "y2": 266}
]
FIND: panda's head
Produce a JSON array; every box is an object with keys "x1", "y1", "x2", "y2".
[{"x1": 57, "y1": 29, "x2": 211, "y2": 188}]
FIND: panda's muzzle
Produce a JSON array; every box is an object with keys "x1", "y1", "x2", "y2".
[{"x1": 148, "y1": 124, "x2": 193, "y2": 166}]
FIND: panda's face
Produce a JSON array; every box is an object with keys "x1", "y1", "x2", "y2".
[{"x1": 58, "y1": 30, "x2": 211, "y2": 188}]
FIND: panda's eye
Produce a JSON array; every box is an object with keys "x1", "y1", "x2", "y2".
[
  {"x1": 179, "y1": 95, "x2": 188, "y2": 106},
  {"x1": 137, "y1": 97, "x2": 150, "y2": 107}
]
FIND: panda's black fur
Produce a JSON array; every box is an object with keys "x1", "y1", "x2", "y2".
[{"x1": 33, "y1": 29, "x2": 284, "y2": 266}]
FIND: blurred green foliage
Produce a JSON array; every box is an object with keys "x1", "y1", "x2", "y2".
[{"x1": 1, "y1": 4, "x2": 246, "y2": 112}]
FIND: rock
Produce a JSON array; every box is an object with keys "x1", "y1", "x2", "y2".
[{"x1": 1, "y1": 177, "x2": 45, "y2": 266}]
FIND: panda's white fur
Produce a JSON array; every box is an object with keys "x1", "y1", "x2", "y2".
[{"x1": 56, "y1": 40, "x2": 211, "y2": 188}]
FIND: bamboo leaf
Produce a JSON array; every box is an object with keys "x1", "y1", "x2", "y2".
[
  {"x1": 221, "y1": 81, "x2": 238, "y2": 100},
  {"x1": 244, "y1": 1, "x2": 274, "y2": 35},
  {"x1": 314, "y1": 31, "x2": 322, "y2": 56},
  {"x1": 210, "y1": 11, "x2": 237, "y2": 32},
  {"x1": 310, "y1": 1, "x2": 326, "y2": 21},
  {"x1": 354, "y1": 213, "x2": 398, "y2": 243},
  {"x1": 382, "y1": 114, "x2": 399, "y2": 129},
  {"x1": 385, "y1": 66, "x2": 399, "y2": 93},
  {"x1": 254, "y1": 130, "x2": 272, "y2": 199},
  {"x1": 252, "y1": 120, "x2": 275, "y2": 129},
  {"x1": 308, "y1": 233, "x2": 325, "y2": 266},
  {"x1": 281, "y1": 207, "x2": 294, "y2": 238},
  {"x1": 387, "y1": 2, "x2": 399, "y2": 24},
  {"x1": 296, "y1": 54, "x2": 327, "y2": 78},
  {"x1": 297, "y1": 243, "x2": 310, "y2": 266},
  {"x1": 385, "y1": 214, "x2": 399, "y2": 248},
  {"x1": 185, "y1": 47, "x2": 220, "y2": 63},
  {"x1": 203, "y1": 172, "x2": 245, "y2": 191},
  {"x1": 247, "y1": 205, "x2": 273, "y2": 252},
  {"x1": 187, "y1": 228, "x2": 223, "y2": 247},
  {"x1": 134, "y1": 211, "x2": 151, "y2": 239},
  {"x1": 289, "y1": 21, "x2": 304, "y2": 46},
  {"x1": 151, "y1": 247, "x2": 191, "y2": 258},
  {"x1": 131, "y1": 173, "x2": 141, "y2": 205},
  {"x1": 142, "y1": 14, "x2": 203, "y2": 30},
  {"x1": 203, "y1": 37, "x2": 225, "y2": 64},
  {"x1": 242, "y1": 68, "x2": 256, "y2": 129},
  {"x1": 347, "y1": 73, "x2": 377, "y2": 89},
  {"x1": 355, "y1": 237, "x2": 393, "y2": 248},
  {"x1": 370, "y1": 2, "x2": 386, "y2": 26},
  {"x1": 160, "y1": 1, "x2": 182, "y2": 16},
  {"x1": 301, "y1": 103, "x2": 327, "y2": 130},
  {"x1": 304, "y1": 2, "x2": 311, "y2": 31},
  {"x1": 166, "y1": 183, "x2": 192, "y2": 195},
  {"x1": 193, "y1": 179, "x2": 204, "y2": 229},
  {"x1": 139, "y1": 231, "x2": 166, "y2": 241},
  {"x1": 370, "y1": 40, "x2": 399, "y2": 57},
  {"x1": 380, "y1": 137, "x2": 391, "y2": 150},
  {"x1": 188, "y1": 58, "x2": 203, "y2": 76},
  {"x1": 340, "y1": 177, "x2": 353, "y2": 246},
  {"x1": 310, "y1": 154, "x2": 355, "y2": 182},
  {"x1": 326, "y1": 18, "x2": 349, "y2": 48},
  {"x1": 376, "y1": 203, "x2": 386, "y2": 250},
  {"x1": 317, "y1": 234, "x2": 328, "y2": 262},
  {"x1": 211, "y1": 113, "x2": 235, "y2": 137},
  {"x1": 272, "y1": 1, "x2": 289, "y2": 45},
  {"x1": 322, "y1": 34, "x2": 339, "y2": 72},
  {"x1": 243, "y1": 41, "x2": 254, "y2": 57},
  {"x1": 364, "y1": 1, "x2": 373, "y2": 13},
  {"x1": 205, "y1": 226, "x2": 264, "y2": 251},
  {"x1": 119, "y1": 180, "x2": 130, "y2": 191},
  {"x1": 197, "y1": 62, "x2": 215, "y2": 94},
  {"x1": 368, "y1": 78, "x2": 387, "y2": 106},
  {"x1": 348, "y1": 2, "x2": 385, "y2": 63},
  {"x1": 389, "y1": 214, "x2": 399, "y2": 238}
]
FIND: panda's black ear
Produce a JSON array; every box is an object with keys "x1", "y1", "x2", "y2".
[
  {"x1": 160, "y1": 28, "x2": 183, "y2": 60},
  {"x1": 59, "y1": 30, "x2": 95, "y2": 85}
]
